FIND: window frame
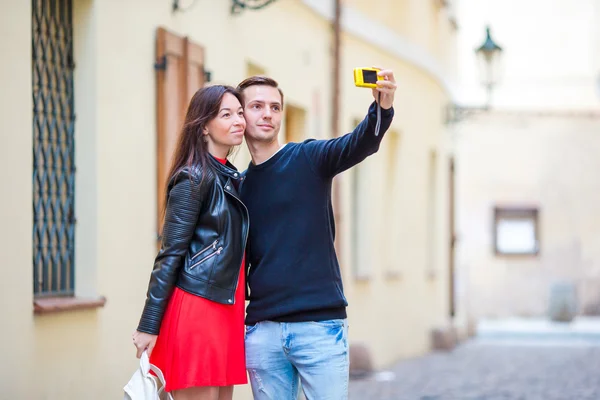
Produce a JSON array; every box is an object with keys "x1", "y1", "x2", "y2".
[{"x1": 493, "y1": 206, "x2": 540, "y2": 257}]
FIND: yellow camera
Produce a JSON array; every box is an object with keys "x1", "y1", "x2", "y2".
[{"x1": 353, "y1": 67, "x2": 383, "y2": 88}]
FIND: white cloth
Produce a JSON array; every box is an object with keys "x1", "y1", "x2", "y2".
[{"x1": 123, "y1": 351, "x2": 174, "y2": 400}]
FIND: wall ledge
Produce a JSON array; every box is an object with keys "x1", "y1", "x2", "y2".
[{"x1": 34, "y1": 296, "x2": 106, "y2": 314}]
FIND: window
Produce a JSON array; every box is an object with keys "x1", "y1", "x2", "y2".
[
  {"x1": 426, "y1": 150, "x2": 438, "y2": 276},
  {"x1": 246, "y1": 62, "x2": 266, "y2": 78},
  {"x1": 351, "y1": 162, "x2": 370, "y2": 279},
  {"x1": 351, "y1": 118, "x2": 371, "y2": 279},
  {"x1": 32, "y1": 0, "x2": 76, "y2": 296},
  {"x1": 493, "y1": 207, "x2": 540, "y2": 256},
  {"x1": 384, "y1": 130, "x2": 402, "y2": 277},
  {"x1": 284, "y1": 104, "x2": 306, "y2": 143}
]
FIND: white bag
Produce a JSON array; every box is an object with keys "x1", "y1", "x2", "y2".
[{"x1": 123, "y1": 351, "x2": 174, "y2": 400}]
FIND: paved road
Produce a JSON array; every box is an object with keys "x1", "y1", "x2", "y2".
[{"x1": 348, "y1": 339, "x2": 600, "y2": 400}]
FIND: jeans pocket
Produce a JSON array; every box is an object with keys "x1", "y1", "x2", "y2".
[
  {"x1": 309, "y1": 319, "x2": 345, "y2": 328},
  {"x1": 245, "y1": 323, "x2": 259, "y2": 335}
]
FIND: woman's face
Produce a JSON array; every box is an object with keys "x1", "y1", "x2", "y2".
[{"x1": 204, "y1": 93, "x2": 246, "y2": 158}]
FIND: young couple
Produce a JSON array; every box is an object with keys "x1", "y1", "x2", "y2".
[{"x1": 133, "y1": 70, "x2": 396, "y2": 400}]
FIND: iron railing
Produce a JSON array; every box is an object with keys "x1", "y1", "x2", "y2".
[{"x1": 32, "y1": 0, "x2": 76, "y2": 296}]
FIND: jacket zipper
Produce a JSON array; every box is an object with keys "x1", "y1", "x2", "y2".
[
  {"x1": 190, "y1": 246, "x2": 223, "y2": 269},
  {"x1": 223, "y1": 187, "x2": 250, "y2": 304},
  {"x1": 191, "y1": 240, "x2": 218, "y2": 261}
]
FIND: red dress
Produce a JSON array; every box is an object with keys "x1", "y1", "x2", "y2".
[{"x1": 150, "y1": 157, "x2": 247, "y2": 391}]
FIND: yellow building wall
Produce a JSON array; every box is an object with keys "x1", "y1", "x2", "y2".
[
  {"x1": 1, "y1": 0, "x2": 458, "y2": 398},
  {"x1": 345, "y1": 0, "x2": 458, "y2": 75},
  {"x1": 1, "y1": 1, "x2": 35, "y2": 398}
]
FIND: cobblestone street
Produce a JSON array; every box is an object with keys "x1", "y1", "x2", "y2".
[{"x1": 349, "y1": 339, "x2": 600, "y2": 400}]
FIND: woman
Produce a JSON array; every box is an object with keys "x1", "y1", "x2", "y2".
[{"x1": 133, "y1": 85, "x2": 248, "y2": 400}]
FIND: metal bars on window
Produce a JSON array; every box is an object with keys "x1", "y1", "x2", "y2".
[{"x1": 32, "y1": 0, "x2": 76, "y2": 296}]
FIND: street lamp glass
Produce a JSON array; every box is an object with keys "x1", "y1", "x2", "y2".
[{"x1": 475, "y1": 26, "x2": 504, "y2": 104}]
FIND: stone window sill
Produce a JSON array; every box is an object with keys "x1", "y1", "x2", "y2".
[
  {"x1": 385, "y1": 270, "x2": 403, "y2": 280},
  {"x1": 34, "y1": 296, "x2": 106, "y2": 314}
]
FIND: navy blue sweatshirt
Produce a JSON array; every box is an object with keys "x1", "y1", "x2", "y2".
[{"x1": 240, "y1": 101, "x2": 394, "y2": 325}]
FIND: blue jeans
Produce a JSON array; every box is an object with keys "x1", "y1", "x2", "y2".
[{"x1": 245, "y1": 319, "x2": 349, "y2": 400}]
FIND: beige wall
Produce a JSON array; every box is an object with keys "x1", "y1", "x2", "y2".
[
  {"x1": 344, "y1": 0, "x2": 459, "y2": 75},
  {"x1": 1, "y1": 1, "x2": 35, "y2": 397},
  {"x1": 456, "y1": 112, "x2": 600, "y2": 319},
  {"x1": 1, "y1": 0, "x2": 458, "y2": 397}
]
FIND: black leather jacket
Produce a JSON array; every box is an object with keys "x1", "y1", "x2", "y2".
[{"x1": 137, "y1": 156, "x2": 248, "y2": 335}]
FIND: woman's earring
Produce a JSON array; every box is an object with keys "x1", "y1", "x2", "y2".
[{"x1": 203, "y1": 134, "x2": 209, "y2": 143}]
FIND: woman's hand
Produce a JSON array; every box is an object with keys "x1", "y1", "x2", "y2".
[{"x1": 132, "y1": 330, "x2": 158, "y2": 358}]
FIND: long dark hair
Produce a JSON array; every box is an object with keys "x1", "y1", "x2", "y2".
[{"x1": 164, "y1": 85, "x2": 244, "y2": 214}]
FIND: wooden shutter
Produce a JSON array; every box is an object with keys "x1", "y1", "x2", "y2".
[
  {"x1": 183, "y1": 37, "x2": 206, "y2": 101},
  {"x1": 155, "y1": 27, "x2": 205, "y2": 238}
]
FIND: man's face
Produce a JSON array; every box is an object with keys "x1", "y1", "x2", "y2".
[{"x1": 242, "y1": 85, "x2": 283, "y2": 143}]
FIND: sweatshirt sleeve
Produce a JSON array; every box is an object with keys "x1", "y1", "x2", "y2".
[{"x1": 302, "y1": 101, "x2": 394, "y2": 178}]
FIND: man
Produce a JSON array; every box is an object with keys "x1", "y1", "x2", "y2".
[{"x1": 237, "y1": 69, "x2": 396, "y2": 399}]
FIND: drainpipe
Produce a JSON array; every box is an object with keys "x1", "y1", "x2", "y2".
[{"x1": 332, "y1": 0, "x2": 343, "y2": 259}]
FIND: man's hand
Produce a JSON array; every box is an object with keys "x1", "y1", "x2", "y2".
[
  {"x1": 372, "y1": 68, "x2": 396, "y2": 110},
  {"x1": 132, "y1": 330, "x2": 158, "y2": 359}
]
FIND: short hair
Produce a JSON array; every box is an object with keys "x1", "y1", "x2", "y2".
[{"x1": 237, "y1": 76, "x2": 284, "y2": 107}]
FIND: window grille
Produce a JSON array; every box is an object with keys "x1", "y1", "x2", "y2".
[{"x1": 32, "y1": 0, "x2": 76, "y2": 296}]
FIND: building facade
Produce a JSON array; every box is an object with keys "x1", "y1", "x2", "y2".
[
  {"x1": 1, "y1": 0, "x2": 460, "y2": 398},
  {"x1": 454, "y1": 0, "x2": 600, "y2": 320}
]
